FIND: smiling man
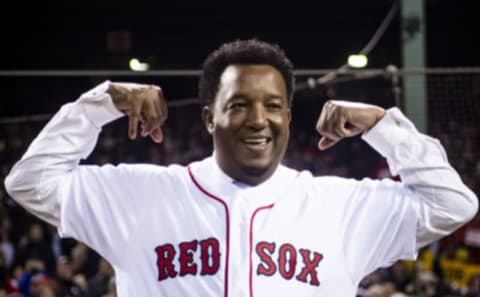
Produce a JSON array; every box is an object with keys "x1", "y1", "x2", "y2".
[
  {"x1": 5, "y1": 39, "x2": 478, "y2": 296},
  {"x1": 203, "y1": 64, "x2": 291, "y2": 185}
]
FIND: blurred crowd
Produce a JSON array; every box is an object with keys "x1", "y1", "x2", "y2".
[{"x1": 1, "y1": 103, "x2": 479, "y2": 297}]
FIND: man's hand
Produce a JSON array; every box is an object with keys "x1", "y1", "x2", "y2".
[
  {"x1": 316, "y1": 100, "x2": 386, "y2": 150},
  {"x1": 107, "y1": 82, "x2": 168, "y2": 143}
]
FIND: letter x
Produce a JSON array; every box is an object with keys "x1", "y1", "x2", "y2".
[{"x1": 296, "y1": 249, "x2": 323, "y2": 286}]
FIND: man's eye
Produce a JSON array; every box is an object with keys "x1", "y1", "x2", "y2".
[
  {"x1": 229, "y1": 103, "x2": 247, "y2": 110},
  {"x1": 266, "y1": 103, "x2": 282, "y2": 110}
]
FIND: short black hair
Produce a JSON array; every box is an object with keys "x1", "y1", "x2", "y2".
[{"x1": 198, "y1": 39, "x2": 295, "y2": 106}]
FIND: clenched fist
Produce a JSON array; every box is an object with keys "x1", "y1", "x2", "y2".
[
  {"x1": 316, "y1": 100, "x2": 385, "y2": 150},
  {"x1": 107, "y1": 82, "x2": 168, "y2": 143}
]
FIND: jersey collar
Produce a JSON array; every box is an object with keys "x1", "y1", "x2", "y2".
[{"x1": 188, "y1": 154, "x2": 299, "y2": 205}]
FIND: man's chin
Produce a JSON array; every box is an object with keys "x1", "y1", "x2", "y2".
[
  {"x1": 241, "y1": 160, "x2": 276, "y2": 178},
  {"x1": 243, "y1": 165, "x2": 269, "y2": 177}
]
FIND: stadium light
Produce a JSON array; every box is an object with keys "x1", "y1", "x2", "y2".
[
  {"x1": 129, "y1": 58, "x2": 150, "y2": 71},
  {"x1": 347, "y1": 54, "x2": 368, "y2": 68}
]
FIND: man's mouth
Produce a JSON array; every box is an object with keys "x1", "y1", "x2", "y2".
[{"x1": 241, "y1": 137, "x2": 272, "y2": 150}]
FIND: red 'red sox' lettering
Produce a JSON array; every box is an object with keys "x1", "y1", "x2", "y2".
[
  {"x1": 278, "y1": 243, "x2": 297, "y2": 279},
  {"x1": 155, "y1": 237, "x2": 220, "y2": 281},
  {"x1": 256, "y1": 242, "x2": 276, "y2": 276},
  {"x1": 199, "y1": 238, "x2": 221, "y2": 275},
  {"x1": 256, "y1": 241, "x2": 323, "y2": 286},
  {"x1": 155, "y1": 244, "x2": 177, "y2": 280},
  {"x1": 179, "y1": 240, "x2": 198, "y2": 276}
]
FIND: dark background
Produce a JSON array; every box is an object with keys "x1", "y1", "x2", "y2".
[
  {"x1": 1, "y1": 0, "x2": 478, "y2": 70},
  {"x1": 0, "y1": 0, "x2": 478, "y2": 117}
]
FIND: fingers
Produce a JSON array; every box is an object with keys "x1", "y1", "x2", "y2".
[
  {"x1": 140, "y1": 98, "x2": 159, "y2": 137},
  {"x1": 318, "y1": 136, "x2": 339, "y2": 150},
  {"x1": 316, "y1": 101, "x2": 348, "y2": 150},
  {"x1": 146, "y1": 87, "x2": 167, "y2": 142},
  {"x1": 126, "y1": 85, "x2": 167, "y2": 142},
  {"x1": 150, "y1": 128, "x2": 163, "y2": 143},
  {"x1": 128, "y1": 93, "x2": 142, "y2": 140},
  {"x1": 316, "y1": 100, "x2": 385, "y2": 150},
  {"x1": 153, "y1": 87, "x2": 168, "y2": 126}
]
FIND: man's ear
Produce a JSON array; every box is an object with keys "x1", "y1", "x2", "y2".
[{"x1": 202, "y1": 105, "x2": 215, "y2": 134}]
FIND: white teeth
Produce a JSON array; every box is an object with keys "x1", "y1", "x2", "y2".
[{"x1": 243, "y1": 138, "x2": 268, "y2": 144}]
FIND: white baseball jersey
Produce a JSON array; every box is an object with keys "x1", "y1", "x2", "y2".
[{"x1": 5, "y1": 81, "x2": 477, "y2": 297}]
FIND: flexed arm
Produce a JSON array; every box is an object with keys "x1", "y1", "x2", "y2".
[
  {"x1": 4, "y1": 81, "x2": 167, "y2": 226},
  {"x1": 316, "y1": 100, "x2": 478, "y2": 247}
]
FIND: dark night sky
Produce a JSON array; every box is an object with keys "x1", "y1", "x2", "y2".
[
  {"x1": 1, "y1": 0, "x2": 479, "y2": 70},
  {"x1": 0, "y1": 0, "x2": 478, "y2": 118}
]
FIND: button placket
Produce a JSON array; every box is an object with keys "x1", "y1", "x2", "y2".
[{"x1": 228, "y1": 196, "x2": 252, "y2": 297}]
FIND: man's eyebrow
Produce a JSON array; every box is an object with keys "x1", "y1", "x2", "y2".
[
  {"x1": 228, "y1": 93, "x2": 249, "y2": 100},
  {"x1": 227, "y1": 92, "x2": 284, "y2": 101},
  {"x1": 265, "y1": 94, "x2": 284, "y2": 100}
]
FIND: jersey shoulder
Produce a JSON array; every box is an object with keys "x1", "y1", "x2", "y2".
[
  {"x1": 295, "y1": 170, "x2": 358, "y2": 193},
  {"x1": 114, "y1": 162, "x2": 187, "y2": 179}
]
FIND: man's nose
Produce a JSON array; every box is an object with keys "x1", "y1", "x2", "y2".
[{"x1": 246, "y1": 103, "x2": 267, "y2": 129}]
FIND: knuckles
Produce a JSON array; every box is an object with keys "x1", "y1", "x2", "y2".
[
  {"x1": 126, "y1": 84, "x2": 168, "y2": 124},
  {"x1": 316, "y1": 100, "x2": 349, "y2": 137}
]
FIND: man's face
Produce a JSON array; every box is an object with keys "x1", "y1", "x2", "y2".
[{"x1": 202, "y1": 64, "x2": 291, "y2": 185}]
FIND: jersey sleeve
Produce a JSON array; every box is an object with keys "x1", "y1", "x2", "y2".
[
  {"x1": 340, "y1": 107, "x2": 478, "y2": 284},
  {"x1": 57, "y1": 163, "x2": 168, "y2": 264},
  {"x1": 3, "y1": 80, "x2": 179, "y2": 264},
  {"x1": 4, "y1": 81, "x2": 123, "y2": 226},
  {"x1": 362, "y1": 107, "x2": 478, "y2": 248},
  {"x1": 339, "y1": 177, "x2": 419, "y2": 284}
]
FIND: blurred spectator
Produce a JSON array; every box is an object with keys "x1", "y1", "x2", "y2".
[
  {"x1": 87, "y1": 259, "x2": 114, "y2": 297},
  {"x1": 389, "y1": 262, "x2": 412, "y2": 292},
  {"x1": 14, "y1": 223, "x2": 55, "y2": 275},
  {"x1": 0, "y1": 251, "x2": 7, "y2": 292},
  {"x1": 465, "y1": 274, "x2": 480, "y2": 297},
  {"x1": 0, "y1": 215, "x2": 14, "y2": 270},
  {"x1": 102, "y1": 276, "x2": 116, "y2": 297},
  {"x1": 17, "y1": 259, "x2": 48, "y2": 297},
  {"x1": 56, "y1": 256, "x2": 86, "y2": 297},
  {"x1": 364, "y1": 282, "x2": 396, "y2": 297},
  {"x1": 416, "y1": 271, "x2": 438, "y2": 297},
  {"x1": 30, "y1": 272, "x2": 58, "y2": 297},
  {"x1": 69, "y1": 243, "x2": 98, "y2": 280}
]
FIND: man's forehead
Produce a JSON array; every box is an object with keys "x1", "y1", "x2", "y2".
[
  {"x1": 213, "y1": 64, "x2": 288, "y2": 105},
  {"x1": 219, "y1": 64, "x2": 285, "y2": 90},
  {"x1": 220, "y1": 64, "x2": 279, "y2": 80}
]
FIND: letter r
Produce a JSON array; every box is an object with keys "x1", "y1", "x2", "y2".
[{"x1": 155, "y1": 244, "x2": 178, "y2": 281}]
